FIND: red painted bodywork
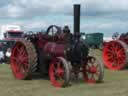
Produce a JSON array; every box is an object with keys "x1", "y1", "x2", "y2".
[
  {"x1": 36, "y1": 33, "x2": 66, "y2": 57},
  {"x1": 44, "y1": 42, "x2": 65, "y2": 57}
]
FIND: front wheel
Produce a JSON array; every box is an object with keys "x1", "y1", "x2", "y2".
[
  {"x1": 83, "y1": 56, "x2": 104, "y2": 83},
  {"x1": 49, "y1": 57, "x2": 70, "y2": 87}
]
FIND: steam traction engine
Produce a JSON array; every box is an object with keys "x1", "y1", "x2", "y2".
[
  {"x1": 10, "y1": 5, "x2": 104, "y2": 87},
  {"x1": 103, "y1": 33, "x2": 128, "y2": 70}
]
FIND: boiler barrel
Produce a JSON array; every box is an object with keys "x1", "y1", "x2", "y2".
[{"x1": 43, "y1": 42, "x2": 65, "y2": 57}]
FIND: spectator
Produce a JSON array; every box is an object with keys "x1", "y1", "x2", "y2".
[
  {"x1": 5, "y1": 48, "x2": 11, "y2": 58},
  {"x1": 62, "y1": 25, "x2": 73, "y2": 43},
  {"x1": 112, "y1": 32, "x2": 119, "y2": 40},
  {"x1": 0, "y1": 50, "x2": 4, "y2": 64},
  {"x1": 5, "y1": 48, "x2": 11, "y2": 64}
]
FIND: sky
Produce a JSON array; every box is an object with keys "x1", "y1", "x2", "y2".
[{"x1": 0, "y1": 0, "x2": 128, "y2": 37}]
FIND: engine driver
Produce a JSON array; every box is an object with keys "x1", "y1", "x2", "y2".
[{"x1": 62, "y1": 25, "x2": 73, "y2": 43}]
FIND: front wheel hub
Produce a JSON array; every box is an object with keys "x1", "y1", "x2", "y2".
[
  {"x1": 89, "y1": 67, "x2": 97, "y2": 73},
  {"x1": 57, "y1": 68, "x2": 64, "y2": 77}
]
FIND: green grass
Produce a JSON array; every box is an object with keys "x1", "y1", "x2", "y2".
[{"x1": 0, "y1": 50, "x2": 128, "y2": 96}]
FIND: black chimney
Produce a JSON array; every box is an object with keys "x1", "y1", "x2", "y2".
[{"x1": 74, "y1": 4, "x2": 80, "y2": 35}]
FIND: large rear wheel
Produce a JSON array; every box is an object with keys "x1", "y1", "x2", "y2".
[
  {"x1": 10, "y1": 40, "x2": 37, "y2": 80},
  {"x1": 103, "y1": 40, "x2": 128, "y2": 70}
]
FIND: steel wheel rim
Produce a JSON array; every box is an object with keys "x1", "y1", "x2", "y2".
[
  {"x1": 11, "y1": 42, "x2": 29, "y2": 79},
  {"x1": 49, "y1": 58, "x2": 66, "y2": 87},
  {"x1": 83, "y1": 57, "x2": 101, "y2": 83},
  {"x1": 103, "y1": 41, "x2": 126, "y2": 70}
]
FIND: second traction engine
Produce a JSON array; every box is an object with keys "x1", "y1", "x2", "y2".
[{"x1": 103, "y1": 32, "x2": 128, "y2": 70}]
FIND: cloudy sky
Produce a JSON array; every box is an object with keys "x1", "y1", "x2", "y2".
[{"x1": 0, "y1": 0, "x2": 128, "y2": 37}]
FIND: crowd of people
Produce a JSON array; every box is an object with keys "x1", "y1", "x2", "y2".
[{"x1": 0, "y1": 43, "x2": 11, "y2": 64}]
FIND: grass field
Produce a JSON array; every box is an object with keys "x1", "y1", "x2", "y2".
[{"x1": 0, "y1": 50, "x2": 128, "y2": 96}]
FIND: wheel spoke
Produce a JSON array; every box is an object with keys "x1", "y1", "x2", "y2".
[
  {"x1": 107, "y1": 57, "x2": 115, "y2": 63},
  {"x1": 22, "y1": 64, "x2": 28, "y2": 71},
  {"x1": 22, "y1": 56, "x2": 28, "y2": 63},
  {"x1": 15, "y1": 47, "x2": 20, "y2": 52},
  {"x1": 95, "y1": 63, "x2": 99, "y2": 68},
  {"x1": 117, "y1": 49, "x2": 124, "y2": 55},
  {"x1": 107, "y1": 46, "x2": 114, "y2": 53},
  {"x1": 57, "y1": 61, "x2": 61, "y2": 69},
  {"x1": 95, "y1": 70, "x2": 100, "y2": 76},
  {"x1": 11, "y1": 56, "x2": 17, "y2": 61},
  {"x1": 20, "y1": 47, "x2": 26, "y2": 56}
]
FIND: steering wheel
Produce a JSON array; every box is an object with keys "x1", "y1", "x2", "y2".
[{"x1": 46, "y1": 25, "x2": 61, "y2": 36}]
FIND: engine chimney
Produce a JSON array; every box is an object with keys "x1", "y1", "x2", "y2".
[{"x1": 74, "y1": 4, "x2": 81, "y2": 35}]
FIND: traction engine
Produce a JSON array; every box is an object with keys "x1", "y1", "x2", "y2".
[
  {"x1": 103, "y1": 32, "x2": 128, "y2": 70},
  {"x1": 10, "y1": 4, "x2": 104, "y2": 87}
]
